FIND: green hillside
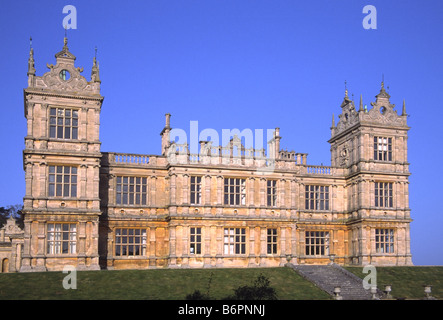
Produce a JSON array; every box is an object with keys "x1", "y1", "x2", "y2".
[
  {"x1": 0, "y1": 267, "x2": 330, "y2": 300},
  {"x1": 1, "y1": 266, "x2": 441, "y2": 300}
]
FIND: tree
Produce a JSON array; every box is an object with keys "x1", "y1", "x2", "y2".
[{"x1": 226, "y1": 274, "x2": 278, "y2": 300}]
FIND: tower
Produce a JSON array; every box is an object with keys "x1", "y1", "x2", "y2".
[
  {"x1": 329, "y1": 81, "x2": 412, "y2": 265},
  {"x1": 21, "y1": 36, "x2": 104, "y2": 271}
]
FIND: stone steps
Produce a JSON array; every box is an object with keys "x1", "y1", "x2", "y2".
[{"x1": 287, "y1": 263, "x2": 383, "y2": 300}]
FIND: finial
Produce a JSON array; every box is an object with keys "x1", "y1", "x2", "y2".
[
  {"x1": 344, "y1": 80, "x2": 348, "y2": 98},
  {"x1": 402, "y1": 99, "x2": 407, "y2": 116},
  {"x1": 332, "y1": 113, "x2": 335, "y2": 127},
  {"x1": 359, "y1": 94, "x2": 363, "y2": 111},
  {"x1": 63, "y1": 25, "x2": 68, "y2": 48},
  {"x1": 91, "y1": 46, "x2": 101, "y2": 83},
  {"x1": 28, "y1": 36, "x2": 36, "y2": 77},
  {"x1": 93, "y1": 46, "x2": 98, "y2": 66},
  {"x1": 381, "y1": 73, "x2": 385, "y2": 90}
]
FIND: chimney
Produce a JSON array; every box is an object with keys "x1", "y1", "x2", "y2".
[
  {"x1": 161, "y1": 113, "x2": 172, "y2": 155},
  {"x1": 165, "y1": 113, "x2": 171, "y2": 128},
  {"x1": 274, "y1": 127, "x2": 281, "y2": 160}
]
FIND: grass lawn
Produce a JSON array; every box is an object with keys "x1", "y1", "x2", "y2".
[
  {"x1": 0, "y1": 267, "x2": 331, "y2": 300},
  {"x1": 344, "y1": 266, "x2": 443, "y2": 300}
]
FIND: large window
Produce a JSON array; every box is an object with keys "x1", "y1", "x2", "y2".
[
  {"x1": 47, "y1": 223, "x2": 77, "y2": 254},
  {"x1": 267, "y1": 180, "x2": 277, "y2": 207},
  {"x1": 267, "y1": 228, "x2": 278, "y2": 254},
  {"x1": 190, "y1": 176, "x2": 202, "y2": 205},
  {"x1": 374, "y1": 136, "x2": 393, "y2": 161},
  {"x1": 116, "y1": 176, "x2": 148, "y2": 205},
  {"x1": 224, "y1": 178, "x2": 246, "y2": 206},
  {"x1": 375, "y1": 229, "x2": 394, "y2": 253},
  {"x1": 190, "y1": 227, "x2": 202, "y2": 255},
  {"x1": 305, "y1": 231, "x2": 330, "y2": 256},
  {"x1": 48, "y1": 165, "x2": 77, "y2": 198},
  {"x1": 223, "y1": 228, "x2": 246, "y2": 255},
  {"x1": 375, "y1": 182, "x2": 393, "y2": 208},
  {"x1": 115, "y1": 228, "x2": 147, "y2": 256},
  {"x1": 49, "y1": 107, "x2": 78, "y2": 140},
  {"x1": 305, "y1": 185, "x2": 330, "y2": 210}
]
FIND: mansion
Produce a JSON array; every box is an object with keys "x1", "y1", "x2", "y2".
[{"x1": 0, "y1": 37, "x2": 413, "y2": 272}]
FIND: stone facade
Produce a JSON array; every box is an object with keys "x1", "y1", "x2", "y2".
[
  {"x1": 16, "y1": 38, "x2": 412, "y2": 272},
  {"x1": 0, "y1": 218, "x2": 24, "y2": 272}
]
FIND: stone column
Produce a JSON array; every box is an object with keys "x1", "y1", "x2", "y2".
[
  {"x1": 25, "y1": 162, "x2": 33, "y2": 199},
  {"x1": 203, "y1": 175, "x2": 210, "y2": 205},
  {"x1": 182, "y1": 174, "x2": 189, "y2": 206},
  {"x1": 216, "y1": 226, "x2": 223, "y2": 267},
  {"x1": 108, "y1": 174, "x2": 115, "y2": 205},
  {"x1": 203, "y1": 225, "x2": 212, "y2": 267},
  {"x1": 80, "y1": 164, "x2": 88, "y2": 205},
  {"x1": 248, "y1": 177, "x2": 255, "y2": 206},
  {"x1": 40, "y1": 104, "x2": 48, "y2": 140},
  {"x1": 279, "y1": 179, "x2": 286, "y2": 208},
  {"x1": 248, "y1": 226, "x2": 256, "y2": 267},
  {"x1": 150, "y1": 175, "x2": 157, "y2": 207},
  {"x1": 259, "y1": 227, "x2": 267, "y2": 266},
  {"x1": 107, "y1": 228, "x2": 114, "y2": 269},
  {"x1": 169, "y1": 225, "x2": 177, "y2": 267},
  {"x1": 216, "y1": 176, "x2": 223, "y2": 206},
  {"x1": 35, "y1": 221, "x2": 47, "y2": 271},
  {"x1": 170, "y1": 173, "x2": 177, "y2": 205},
  {"x1": 77, "y1": 220, "x2": 87, "y2": 270},
  {"x1": 39, "y1": 162, "x2": 47, "y2": 198},
  {"x1": 259, "y1": 177, "x2": 266, "y2": 207},
  {"x1": 90, "y1": 220, "x2": 100, "y2": 270},
  {"x1": 280, "y1": 227, "x2": 286, "y2": 266},
  {"x1": 290, "y1": 179, "x2": 297, "y2": 209},
  {"x1": 149, "y1": 227, "x2": 156, "y2": 267},
  {"x1": 80, "y1": 107, "x2": 88, "y2": 141}
]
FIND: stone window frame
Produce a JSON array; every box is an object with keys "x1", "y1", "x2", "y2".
[
  {"x1": 115, "y1": 176, "x2": 148, "y2": 206},
  {"x1": 305, "y1": 230, "x2": 330, "y2": 256},
  {"x1": 223, "y1": 178, "x2": 246, "y2": 206},
  {"x1": 189, "y1": 227, "x2": 202, "y2": 255},
  {"x1": 190, "y1": 176, "x2": 202, "y2": 205},
  {"x1": 48, "y1": 165, "x2": 78, "y2": 198},
  {"x1": 374, "y1": 182, "x2": 394, "y2": 208},
  {"x1": 223, "y1": 227, "x2": 246, "y2": 255},
  {"x1": 46, "y1": 223, "x2": 77, "y2": 255},
  {"x1": 267, "y1": 228, "x2": 278, "y2": 255},
  {"x1": 305, "y1": 185, "x2": 330, "y2": 211},
  {"x1": 266, "y1": 179, "x2": 277, "y2": 207},
  {"x1": 114, "y1": 228, "x2": 147, "y2": 257},
  {"x1": 49, "y1": 106, "x2": 79, "y2": 140},
  {"x1": 373, "y1": 136, "x2": 393, "y2": 162},
  {"x1": 375, "y1": 228, "x2": 395, "y2": 254}
]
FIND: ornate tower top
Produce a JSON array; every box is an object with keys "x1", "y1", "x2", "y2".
[
  {"x1": 26, "y1": 36, "x2": 102, "y2": 97},
  {"x1": 330, "y1": 80, "x2": 408, "y2": 139}
]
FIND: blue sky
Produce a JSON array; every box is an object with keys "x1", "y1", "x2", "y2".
[{"x1": 0, "y1": 0, "x2": 442, "y2": 265}]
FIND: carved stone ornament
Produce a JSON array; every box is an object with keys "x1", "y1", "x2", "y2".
[
  {"x1": 339, "y1": 146, "x2": 349, "y2": 167},
  {"x1": 29, "y1": 38, "x2": 101, "y2": 95},
  {"x1": 1, "y1": 217, "x2": 24, "y2": 237}
]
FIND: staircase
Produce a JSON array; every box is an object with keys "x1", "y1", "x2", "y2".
[{"x1": 287, "y1": 263, "x2": 382, "y2": 300}]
